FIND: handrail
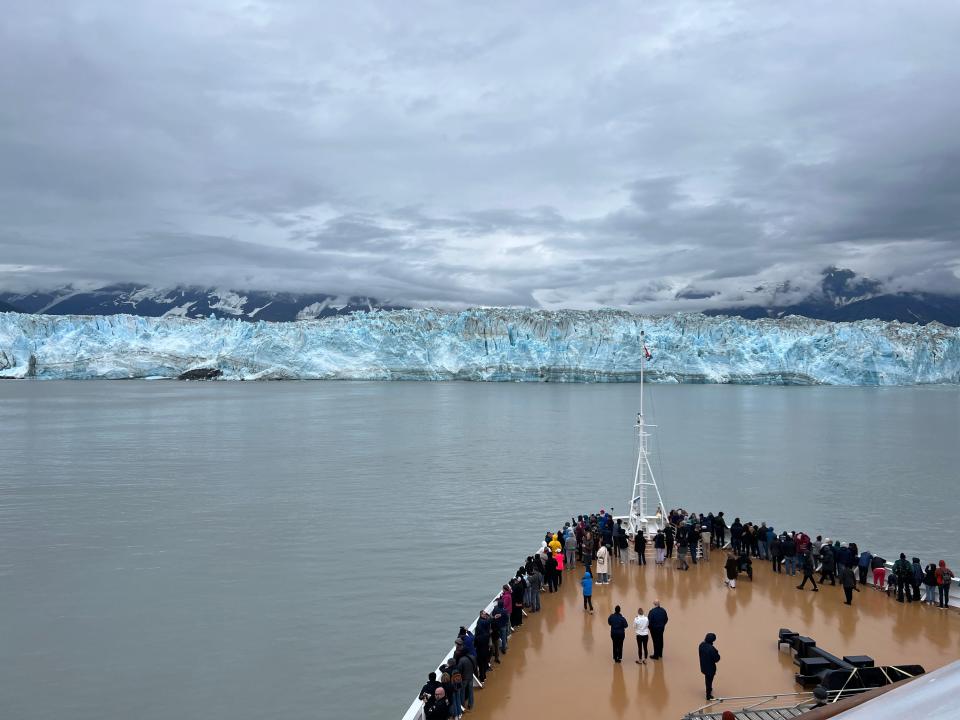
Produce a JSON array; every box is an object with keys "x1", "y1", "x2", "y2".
[{"x1": 684, "y1": 687, "x2": 872, "y2": 717}]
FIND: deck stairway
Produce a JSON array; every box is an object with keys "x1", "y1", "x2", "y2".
[{"x1": 692, "y1": 709, "x2": 809, "y2": 720}]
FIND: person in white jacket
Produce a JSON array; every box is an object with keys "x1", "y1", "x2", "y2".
[
  {"x1": 633, "y1": 608, "x2": 650, "y2": 664},
  {"x1": 597, "y1": 544, "x2": 611, "y2": 584}
]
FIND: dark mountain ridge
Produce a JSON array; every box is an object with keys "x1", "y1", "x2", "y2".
[
  {"x1": 703, "y1": 268, "x2": 960, "y2": 326},
  {"x1": 0, "y1": 284, "x2": 403, "y2": 322},
  {"x1": 2, "y1": 269, "x2": 958, "y2": 326}
]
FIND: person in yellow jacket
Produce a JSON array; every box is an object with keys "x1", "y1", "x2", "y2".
[{"x1": 548, "y1": 533, "x2": 562, "y2": 554}]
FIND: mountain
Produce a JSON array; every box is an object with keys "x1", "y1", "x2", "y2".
[
  {"x1": 0, "y1": 299, "x2": 20, "y2": 313},
  {"x1": 704, "y1": 268, "x2": 960, "y2": 326},
  {"x1": 1, "y1": 309, "x2": 957, "y2": 384},
  {"x1": 0, "y1": 284, "x2": 403, "y2": 322}
]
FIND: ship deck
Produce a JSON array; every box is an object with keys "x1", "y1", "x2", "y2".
[{"x1": 466, "y1": 554, "x2": 959, "y2": 720}]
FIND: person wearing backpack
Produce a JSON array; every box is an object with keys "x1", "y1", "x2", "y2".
[
  {"x1": 446, "y1": 656, "x2": 465, "y2": 720},
  {"x1": 936, "y1": 560, "x2": 955, "y2": 609},
  {"x1": 893, "y1": 554, "x2": 912, "y2": 603}
]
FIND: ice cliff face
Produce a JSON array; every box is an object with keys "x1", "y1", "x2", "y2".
[{"x1": 0, "y1": 309, "x2": 958, "y2": 384}]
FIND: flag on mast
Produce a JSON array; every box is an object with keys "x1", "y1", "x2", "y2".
[{"x1": 643, "y1": 344, "x2": 652, "y2": 361}]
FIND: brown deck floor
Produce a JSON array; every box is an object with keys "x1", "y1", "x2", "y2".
[{"x1": 468, "y1": 553, "x2": 959, "y2": 720}]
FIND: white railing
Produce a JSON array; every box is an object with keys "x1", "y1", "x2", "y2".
[{"x1": 398, "y1": 568, "x2": 520, "y2": 720}]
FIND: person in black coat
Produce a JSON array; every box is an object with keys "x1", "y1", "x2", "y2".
[
  {"x1": 770, "y1": 535, "x2": 782, "y2": 573},
  {"x1": 648, "y1": 600, "x2": 669, "y2": 659},
  {"x1": 797, "y1": 551, "x2": 820, "y2": 591},
  {"x1": 714, "y1": 512, "x2": 727, "y2": 548},
  {"x1": 419, "y1": 672, "x2": 441, "y2": 702},
  {"x1": 474, "y1": 611, "x2": 492, "y2": 681},
  {"x1": 607, "y1": 605, "x2": 629, "y2": 662},
  {"x1": 545, "y1": 553, "x2": 559, "y2": 593},
  {"x1": 840, "y1": 565, "x2": 860, "y2": 605},
  {"x1": 698, "y1": 633, "x2": 721, "y2": 700},
  {"x1": 423, "y1": 687, "x2": 451, "y2": 720},
  {"x1": 634, "y1": 530, "x2": 647, "y2": 565},
  {"x1": 724, "y1": 551, "x2": 739, "y2": 588},
  {"x1": 818, "y1": 544, "x2": 836, "y2": 585}
]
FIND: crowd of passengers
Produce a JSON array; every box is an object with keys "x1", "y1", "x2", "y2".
[{"x1": 416, "y1": 507, "x2": 955, "y2": 720}]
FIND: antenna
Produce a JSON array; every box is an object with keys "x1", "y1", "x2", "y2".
[{"x1": 628, "y1": 329, "x2": 665, "y2": 537}]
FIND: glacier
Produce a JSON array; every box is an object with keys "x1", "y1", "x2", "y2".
[{"x1": 0, "y1": 309, "x2": 958, "y2": 385}]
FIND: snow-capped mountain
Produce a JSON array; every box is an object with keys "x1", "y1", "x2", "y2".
[
  {"x1": 705, "y1": 268, "x2": 960, "y2": 326},
  {"x1": 0, "y1": 284, "x2": 403, "y2": 321},
  {"x1": 1, "y1": 309, "x2": 957, "y2": 384}
]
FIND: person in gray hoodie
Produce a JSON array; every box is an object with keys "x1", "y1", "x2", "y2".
[{"x1": 528, "y1": 567, "x2": 543, "y2": 612}]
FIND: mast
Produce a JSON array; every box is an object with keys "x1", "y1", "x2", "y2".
[{"x1": 628, "y1": 330, "x2": 665, "y2": 537}]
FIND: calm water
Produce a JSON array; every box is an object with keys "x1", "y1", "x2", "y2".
[{"x1": 0, "y1": 381, "x2": 957, "y2": 720}]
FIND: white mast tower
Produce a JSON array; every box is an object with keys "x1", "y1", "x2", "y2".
[{"x1": 627, "y1": 330, "x2": 665, "y2": 537}]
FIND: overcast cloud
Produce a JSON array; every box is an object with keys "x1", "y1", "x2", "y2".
[{"x1": 1, "y1": 0, "x2": 959, "y2": 311}]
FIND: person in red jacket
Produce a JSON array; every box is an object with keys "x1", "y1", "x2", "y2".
[{"x1": 937, "y1": 560, "x2": 955, "y2": 608}]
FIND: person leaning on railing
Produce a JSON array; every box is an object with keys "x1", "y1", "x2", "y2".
[{"x1": 936, "y1": 560, "x2": 955, "y2": 608}]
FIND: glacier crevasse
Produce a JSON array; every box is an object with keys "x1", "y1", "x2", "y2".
[{"x1": 0, "y1": 309, "x2": 958, "y2": 385}]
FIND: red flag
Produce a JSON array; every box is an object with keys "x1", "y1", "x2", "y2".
[{"x1": 643, "y1": 345, "x2": 652, "y2": 361}]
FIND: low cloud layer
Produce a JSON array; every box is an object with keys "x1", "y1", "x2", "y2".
[{"x1": 2, "y1": 1, "x2": 959, "y2": 311}]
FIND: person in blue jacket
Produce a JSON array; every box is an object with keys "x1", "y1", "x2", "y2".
[
  {"x1": 607, "y1": 605, "x2": 629, "y2": 663},
  {"x1": 857, "y1": 550, "x2": 873, "y2": 585},
  {"x1": 493, "y1": 598, "x2": 510, "y2": 653},
  {"x1": 581, "y1": 570, "x2": 594, "y2": 613}
]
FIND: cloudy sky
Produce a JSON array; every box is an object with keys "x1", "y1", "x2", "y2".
[{"x1": 2, "y1": 1, "x2": 959, "y2": 310}]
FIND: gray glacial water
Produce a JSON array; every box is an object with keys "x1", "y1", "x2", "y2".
[{"x1": 0, "y1": 381, "x2": 957, "y2": 720}]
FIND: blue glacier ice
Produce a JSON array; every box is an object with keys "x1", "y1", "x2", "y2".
[{"x1": 0, "y1": 309, "x2": 958, "y2": 384}]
